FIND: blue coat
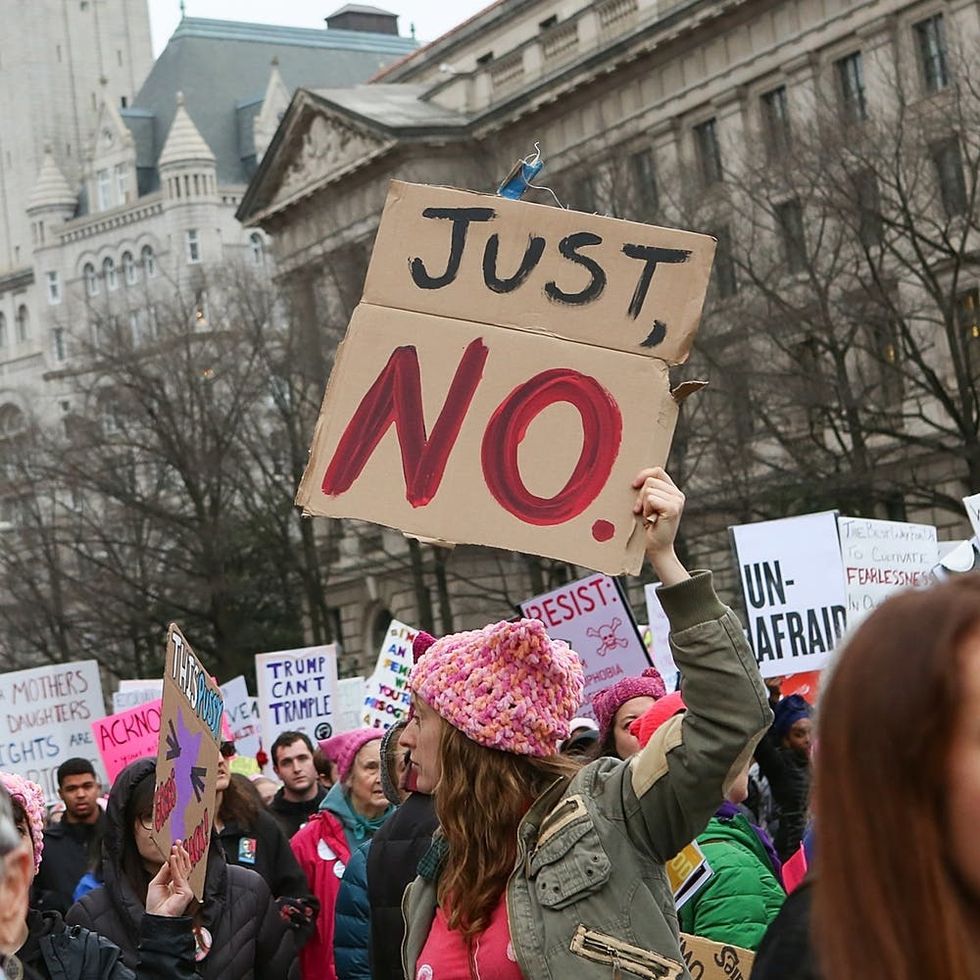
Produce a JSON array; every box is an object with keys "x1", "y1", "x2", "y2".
[{"x1": 334, "y1": 841, "x2": 372, "y2": 980}]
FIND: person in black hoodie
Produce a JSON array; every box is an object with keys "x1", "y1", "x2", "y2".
[
  {"x1": 0, "y1": 772, "x2": 197, "y2": 980},
  {"x1": 67, "y1": 758, "x2": 298, "y2": 980}
]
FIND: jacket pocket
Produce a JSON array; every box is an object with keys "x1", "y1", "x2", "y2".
[
  {"x1": 569, "y1": 925, "x2": 683, "y2": 979},
  {"x1": 529, "y1": 813, "x2": 611, "y2": 910}
]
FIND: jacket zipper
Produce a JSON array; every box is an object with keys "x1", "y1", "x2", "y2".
[{"x1": 569, "y1": 925, "x2": 682, "y2": 979}]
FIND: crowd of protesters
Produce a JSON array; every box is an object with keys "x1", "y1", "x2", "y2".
[{"x1": 0, "y1": 466, "x2": 976, "y2": 980}]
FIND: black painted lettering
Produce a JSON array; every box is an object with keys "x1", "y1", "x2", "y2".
[
  {"x1": 621, "y1": 244, "x2": 691, "y2": 318},
  {"x1": 483, "y1": 234, "x2": 545, "y2": 293},
  {"x1": 544, "y1": 231, "x2": 606, "y2": 305},
  {"x1": 409, "y1": 207, "x2": 496, "y2": 289}
]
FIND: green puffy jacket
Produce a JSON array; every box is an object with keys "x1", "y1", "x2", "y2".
[{"x1": 678, "y1": 810, "x2": 785, "y2": 950}]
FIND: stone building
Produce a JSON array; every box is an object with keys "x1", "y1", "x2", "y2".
[
  {"x1": 239, "y1": 0, "x2": 980, "y2": 666},
  {"x1": 1, "y1": 12, "x2": 417, "y2": 435}
]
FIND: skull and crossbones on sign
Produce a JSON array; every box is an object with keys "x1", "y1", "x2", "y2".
[{"x1": 586, "y1": 617, "x2": 630, "y2": 657}]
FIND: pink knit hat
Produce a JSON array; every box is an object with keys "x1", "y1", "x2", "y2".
[
  {"x1": 592, "y1": 666, "x2": 667, "y2": 742},
  {"x1": 408, "y1": 618, "x2": 584, "y2": 757},
  {"x1": 0, "y1": 772, "x2": 45, "y2": 871},
  {"x1": 319, "y1": 728, "x2": 383, "y2": 782}
]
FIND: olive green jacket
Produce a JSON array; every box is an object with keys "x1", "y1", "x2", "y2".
[{"x1": 402, "y1": 571, "x2": 772, "y2": 980}]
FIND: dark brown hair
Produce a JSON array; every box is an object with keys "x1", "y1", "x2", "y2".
[
  {"x1": 120, "y1": 767, "x2": 157, "y2": 904},
  {"x1": 814, "y1": 574, "x2": 980, "y2": 980},
  {"x1": 436, "y1": 723, "x2": 580, "y2": 939},
  {"x1": 219, "y1": 772, "x2": 261, "y2": 829}
]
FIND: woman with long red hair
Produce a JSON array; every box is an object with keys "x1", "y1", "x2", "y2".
[
  {"x1": 814, "y1": 573, "x2": 980, "y2": 980},
  {"x1": 399, "y1": 467, "x2": 771, "y2": 979}
]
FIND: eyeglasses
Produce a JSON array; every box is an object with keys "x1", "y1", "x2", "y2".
[{"x1": 137, "y1": 814, "x2": 153, "y2": 831}]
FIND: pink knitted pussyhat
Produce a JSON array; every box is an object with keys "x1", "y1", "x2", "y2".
[
  {"x1": 0, "y1": 772, "x2": 45, "y2": 871},
  {"x1": 319, "y1": 728, "x2": 383, "y2": 782},
  {"x1": 591, "y1": 666, "x2": 667, "y2": 742},
  {"x1": 408, "y1": 618, "x2": 584, "y2": 757}
]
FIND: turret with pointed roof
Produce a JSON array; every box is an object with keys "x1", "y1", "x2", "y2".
[
  {"x1": 159, "y1": 92, "x2": 217, "y2": 207},
  {"x1": 26, "y1": 146, "x2": 76, "y2": 220}
]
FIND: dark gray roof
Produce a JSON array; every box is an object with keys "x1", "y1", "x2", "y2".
[
  {"x1": 119, "y1": 16, "x2": 417, "y2": 188},
  {"x1": 330, "y1": 5, "x2": 399, "y2": 15},
  {"x1": 310, "y1": 84, "x2": 470, "y2": 130}
]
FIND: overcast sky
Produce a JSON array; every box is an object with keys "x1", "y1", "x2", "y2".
[{"x1": 148, "y1": 0, "x2": 493, "y2": 55}]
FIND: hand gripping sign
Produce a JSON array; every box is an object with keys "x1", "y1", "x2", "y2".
[
  {"x1": 150, "y1": 624, "x2": 223, "y2": 901},
  {"x1": 296, "y1": 181, "x2": 715, "y2": 576}
]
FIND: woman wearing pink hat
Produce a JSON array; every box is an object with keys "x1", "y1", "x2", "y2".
[
  {"x1": 400, "y1": 467, "x2": 772, "y2": 980},
  {"x1": 290, "y1": 728, "x2": 394, "y2": 980}
]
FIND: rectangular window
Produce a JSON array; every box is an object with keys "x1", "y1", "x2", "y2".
[
  {"x1": 628, "y1": 149, "x2": 659, "y2": 219},
  {"x1": 931, "y1": 138, "x2": 968, "y2": 217},
  {"x1": 185, "y1": 229, "x2": 200, "y2": 264},
  {"x1": 761, "y1": 86, "x2": 792, "y2": 157},
  {"x1": 115, "y1": 163, "x2": 128, "y2": 205},
  {"x1": 915, "y1": 14, "x2": 950, "y2": 93},
  {"x1": 96, "y1": 169, "x2": 112, "y2": 210},
  {"x1": 957, "y1": 287, "x2": 980, "y2": 342},
  {"x1": 694, "y1": 118, "x2": 723, "y2": 186},
  {"x1": 52, "y1": 327, "x2": 66, "y2": 362},
  {"x1": 46, "y1": 271, "x2": 61, "y2": 305},
  {"x1": 776, "y1": 199, "x2": 807, "y2": 273},
  {"x1": 836, "y1": 52, "x2": 868, "y2": 123},
  {"x1": 869, "y1": 317, "x2": 904, "y2": 408},
  {"x1": 714, "y1": 226, "x2": 738, "y2": 298},
  {"x1": 854, "y1": 170, "x2": 883, "y2": 247}
]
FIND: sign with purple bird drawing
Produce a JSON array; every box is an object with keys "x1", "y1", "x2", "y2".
[{"x1": 150, "y1": 623, "x2": 224, "y2": 900}]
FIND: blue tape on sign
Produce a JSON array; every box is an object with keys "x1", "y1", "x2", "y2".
[{"x1": 497, "y1": 158, "x2": 544, "y2": 200}]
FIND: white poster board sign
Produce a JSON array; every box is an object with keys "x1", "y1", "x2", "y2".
[
  {"x1": 336, "y1": 677, "x2": 368, "y2": 734},
  {"x1": 363, "y1": 620, "x2": 416, "y2": 730},
  {"x1": 112, "y1": 680, "x2": 161, "y2": 713},
  {"x1": 964, "y1": 493, "x2": 980, "y2": 539},
  {"x1": 731, "y1": 512, "x2": 847, "y2": 678},
  {"x1": 0, "y1": 660, "x2": 107, "y2": 803},
  {"x1": 520, "y1": 572, "x2": 651, "y2": 718},
  {"x1": 220, "y1": 675, "x2": 262, "y2": 760},
  {"x1": 643, "y1": 583, "x2": 678, "y2": 693},
  {"x1": 255, "y1": 645, "x2": 339, "y2": 748},
  {"x1": 837, "y1": 516, "x2": 937, "y2": 626}
]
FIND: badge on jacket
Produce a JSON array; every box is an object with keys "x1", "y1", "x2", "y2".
[{"x1": 238, "y1": 836, "x2": 257, "y2": 865}]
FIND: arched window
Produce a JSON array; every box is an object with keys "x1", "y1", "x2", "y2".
[
  {"x1": 0, "y1": 313, "x2": 6, "y2": 347},
  {"x1": 0, "y1": 404, "x2": 23, "y2": 438},
  {"x1": 103, "y1": 256, "x2": 117, "y2": 291},
  {"x1": 15, "y1": 305, "x2": 29, "y2": 342},
  {"x1": 249, "y1": 232, "x2": 264, "y2": 266},
  {"x1": 140, "y1": 245, "x2": 156, "y2": 278},
  {"x1": 122, "y1": 251, "x2": 137, "y2": 286},
  {"x1": 84, "y1": 262, "x2": 99, "y2": 296}
]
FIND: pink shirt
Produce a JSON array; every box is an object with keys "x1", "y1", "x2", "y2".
[{"x1": 416, "y1": 895, "x2": 524, "y2": 980}]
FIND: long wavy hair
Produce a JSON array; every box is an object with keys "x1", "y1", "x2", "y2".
[
  {"x1": 814, "y1": 574, "x2": 980, "y2": 980},
  {"x1": 435, "y1": 722, "x2": 581, "y2": 938}
]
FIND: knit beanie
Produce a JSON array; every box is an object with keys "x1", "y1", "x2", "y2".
[
  {"x1": 773, "y1": 694, "x2": 812, "y2": 740},
  {"x1": 413, "y1": 630, "x2": 436, "y2": 661},
  {"x1": 319, "y1": 728, "x2": 383, "y2": 782},
  {"x1": 629, "y1": 691, "x2": 686, "y2": 749},
  {"x1": 592, "y1": 666, "x2": 667, "y2": 742},
  {"x1": 409, "y1": 618, "x2": 584, "y2": 758},
  {"x1": 0, "y1": 772, "x2": 45, "y2": 871}
]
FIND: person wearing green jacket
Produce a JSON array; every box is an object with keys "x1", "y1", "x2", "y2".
[{"x1": 632, "y1": 693, "x2": 785, "y2": 951}]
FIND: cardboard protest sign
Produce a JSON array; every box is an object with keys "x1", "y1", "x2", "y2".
[
  {"x1": 837, "y1": 516, "x2": 937, "y2": 626},
  {"x1": 92, "y1": 698, "x2": 162, "y2": 783},
  {"x1": 220, "y1": 676, "x2": 262, "y2": 761},
  {"x1": 255, "y1": 645, "x2": 339, "y2": 748},
  {"x1": 678, "y1": 934, "x2": 755, "y2": 980},
  {"x1": 964, "y1": 493, "x2": 980, "y2": 538},
  {"x1": 336, "y1": 677, "x2": 367, "y2": 733},
  {"x1": 644, "y1": 582, "x2": 678, "y2": 692},
  {"x1": 363, "y1": 620, "x2": 416, "y2": 730},
  {"x1": 520, "y1": 573, "x2": 651, "y2": 717},
  {"x1": 0, "y1": 661, "x2": 107, "y2": 803},
  {"x1": 667, "y1": 841, "x2": 712, "y2": 910},
  {"x1": 296, "y1": 180, "x2": 715, "y2": 576},
  {"x1": 150, "y1": 625, "x2": 223, "y2": 901},
  {"x1": 731, "y1": 512, "x2": 847, "y2": 679}
]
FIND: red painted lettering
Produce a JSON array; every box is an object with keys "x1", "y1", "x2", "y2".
[
  {"x1": 481, "y1": 369, "x2": 622, "y2": 525},
  {"x1": 321, "y1": 339, "x2": 489, "y2": 506}
]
